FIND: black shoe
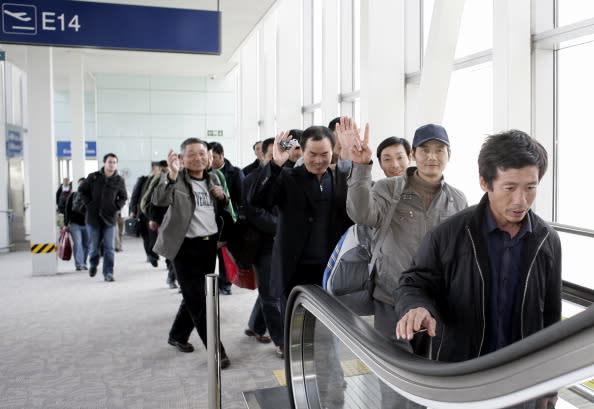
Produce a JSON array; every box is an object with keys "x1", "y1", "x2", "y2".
[
  {"x1": 89, "y1": 265, "x2": 97, "y2": 277},
  {"x1": 167, "y1": 281, "x2": 178, "y2": 289},
  {"x1": 168, "y1": 338, "x2": 194, "y2": 353},
  {"x1": 220, "y1": 288, "x2": 232, "y2": 295},
  {"x1": 104, "y1": 275, "x2": 115, "y2": 282},
  {"x1": 150, "y1": 258, "x2": 158, "y2": 267},
  {"x1": 76, "y1": 266, "x2": 84, "y2": 271},
  {"x1": 221, "y1": 351, "x2": 230, "y2": 369},
  {"x1": 81, "y1": 266, "x2": 88, "y2": 270}
]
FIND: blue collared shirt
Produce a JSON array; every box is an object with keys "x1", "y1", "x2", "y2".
[{"x1": 483, "y1": 208, "x2": 532, "y2": 353}]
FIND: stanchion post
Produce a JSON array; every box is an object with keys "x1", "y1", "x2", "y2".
[{"x1": 206, "y1": 273, "x2": 221, "y2": 409}]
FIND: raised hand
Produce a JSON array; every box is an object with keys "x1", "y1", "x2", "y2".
[
  {"x1": 272, "y1": 131, "x2": 291, "y2": 167},
  {"x1": 335, "y1": 117, "x2": 372, "y2": 165},
  {"x1": 167, "y1": 149, "x2": 180, "y2": 180}
]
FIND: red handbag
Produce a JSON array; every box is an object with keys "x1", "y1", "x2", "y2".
[
  {"x1": 57, "y1": 227, "x2": 72, "y2": 261},
  {"x1": 221, "y1": 246, "x2": 257, "y2": 290}
]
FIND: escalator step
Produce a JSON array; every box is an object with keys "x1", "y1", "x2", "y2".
[{"x1": 243, "y1": 386, "x2": 291, "y2": 409}]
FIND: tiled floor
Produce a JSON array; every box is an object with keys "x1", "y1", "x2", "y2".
[{"x1": 0, "y1": 236, "x2": 285, "y2": 409}]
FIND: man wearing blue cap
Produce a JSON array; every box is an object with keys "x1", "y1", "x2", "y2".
[{"x1": 338, "y1": 118, "x2": 467, "y2": 407}]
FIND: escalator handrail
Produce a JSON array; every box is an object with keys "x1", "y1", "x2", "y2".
[
  {"x1": 563, "y1": 279, "x2": 594, "y2": 307},
  {"x1": 287, "y1": 285, "x2": 594, "y2": 377}
]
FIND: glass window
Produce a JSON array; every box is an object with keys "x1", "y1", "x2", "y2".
[
  {"x1": 441, "y1": 62, "x2": 493, "y2": 206},
  {"x1": 558, "y1": 232, "x2": 594, "y2": 290},
  {"x1": 557, "y1": 0, "x2": 594, "y2": 27},
  {"x1": 556, "y1": 40, "x2": 594, "y2": 230},
  {"x1": 353, "y1": 0, "x2": 361, "y2": 91},
  {"x1": 423, "y1": 0, "x2": 492, "y2": 59},
  {"x1": 422, "y1": 0, "x2": 434, "y2": 54},
  {"x1": 455, "y1": 0, "x2": 492, "y2": 58},
  {"x1": 313, "y1": 0, "x2": 323, "y2": 103}
]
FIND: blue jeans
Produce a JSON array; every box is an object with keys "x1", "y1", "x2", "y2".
[
  {"x1": 87, "y1": 222, "x2": 116, "y2": 278},
  {"x1": 70, "y1": 223, "x2": 89, "y2": 268}
]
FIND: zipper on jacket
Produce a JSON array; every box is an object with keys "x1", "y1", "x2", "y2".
[
  {"x1": 520, "y1": 231, "x2": 549, "y2": 338},
  {"x1": 466, "y1": 226, "x2": 486, "y2": 358}
]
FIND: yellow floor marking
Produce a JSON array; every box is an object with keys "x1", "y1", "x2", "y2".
[{"x1": 273, "y1": 360, "x2": 371, "y2": 386}]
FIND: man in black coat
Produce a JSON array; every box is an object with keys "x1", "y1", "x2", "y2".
[
  {"x1": 250, "y1": 126, "x2": 353, "y2": 309},
  {"x1": 395, "y1": 130, "x2": 561, "y2": 409},
  {"x1": 242, "y1": 140, "x2": 263, "y2": 176},
  {"x1": 129, "y1": 161, "x2": 160, "y2": 265},
  {"x1": 79, "y1": 153, "x2": 128, "y2": 282}
]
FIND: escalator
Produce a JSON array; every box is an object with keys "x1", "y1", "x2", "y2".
[{"x1": 243, "y1": 283, "x2": 594, "y2": 409}]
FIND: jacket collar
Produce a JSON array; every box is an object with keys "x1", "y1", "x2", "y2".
[{"x1": 292, "y1": 164, "x2": 334, "y2": 208}]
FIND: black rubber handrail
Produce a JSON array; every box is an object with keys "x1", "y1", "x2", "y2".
[
  {"x1": 563, "y1": 280, "x2": 594, "y2": 307},
  {"x1": 287, "y1": 284, "x2": 594, "y2": 376}
]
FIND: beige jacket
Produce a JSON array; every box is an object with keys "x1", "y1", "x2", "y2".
[
  {"x1": 346, "y1": 164, "x2": 467, "y2": 305},
  {"x1": 152, "y1": 170, "x2": 228, "y2": 260}
]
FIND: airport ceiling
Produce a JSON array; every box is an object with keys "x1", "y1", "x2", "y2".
[{"x1": 1, "y1": 0, "x2": 277, "y2": 87}]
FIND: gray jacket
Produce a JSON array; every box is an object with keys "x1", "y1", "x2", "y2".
[
  {"x1": 152, "y1": 169, "x2": 228, "y2": 260},
  {"x1": 346, "y1": 164, "x2": 467, "y2": 305}
]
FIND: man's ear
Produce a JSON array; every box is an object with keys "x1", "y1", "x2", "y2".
[{"x1": 479, "y1": 176, "x2": 489, "y2": 193}]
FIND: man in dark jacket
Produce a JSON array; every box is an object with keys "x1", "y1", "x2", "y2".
[
  {"x1": 79, "y1": 153, "x2": 128, "y2": 282},
  {"x1": 64, "y1": 178, "x2": 89, "y2": 271},
  {"x1": 242, "y1": 140, "x2": 263, "y2": 176},
  {"x1": 210, "y1": 141, "x2": 245, "y2": 295},
  {"x1": 129, "y1": 161, "x2": 160, "y2": 265},
  {"x1": 241, "y1": 137, "x2": 285, "y2": 358},
  {"x1": 395, "y1": 130, "x2": 561, "y2": 409}
]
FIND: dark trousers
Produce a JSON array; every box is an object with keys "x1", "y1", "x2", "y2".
[
  {"x1": 216, "y1": 248, "x2": 232, "y2": 290},
  {"x1": 168, "y1": 236, "x2": 220, "y2": 349},
  {"x1": 280, "y1": 263, "x2": 325, "y2": 332},
  {"x1": 247, "y1": 244, "x2": 284, "y2": 346},
  {"x1": 165, "y1": 259, "x2": 176, "y2": 283},
  {"x1": 139, "y1": 214, "x2": 158, "y2": 262}
]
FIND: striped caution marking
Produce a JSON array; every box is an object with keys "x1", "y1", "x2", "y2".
[{"x1": 30, "y1": 243, "x2": 56, "y2": 253}]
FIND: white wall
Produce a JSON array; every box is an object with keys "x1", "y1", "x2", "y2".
[{"x1": 91, "y1": 72, "x2": 238, "y2": 192}]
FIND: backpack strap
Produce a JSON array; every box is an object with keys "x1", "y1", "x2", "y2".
[{"x1": 369, "y1": 179, "x2": 403, "y2": 274}]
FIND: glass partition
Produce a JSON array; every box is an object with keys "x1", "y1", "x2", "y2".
[
  {"x1": 295, "y1": 311, "x2": 594, "y2": 409},
  {"x1": 287, "y1": 286, "x2": 594, "y2": 409}
]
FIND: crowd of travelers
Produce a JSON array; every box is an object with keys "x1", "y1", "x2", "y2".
[{"x1": 57, "y1": 117, "x2": 560, "y2": 408}]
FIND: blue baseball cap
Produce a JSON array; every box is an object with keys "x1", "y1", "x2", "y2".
[{"x1": 412, "y1": 124, "x2": 450, "y2": 148}]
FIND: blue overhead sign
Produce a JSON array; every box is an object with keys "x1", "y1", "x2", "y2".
[
  {"x1": 0, "y1": 1, "x2": 220, "y2": 54},
  {"x1": 57, "y1": 141, "x2": 96, "y2": 158}
]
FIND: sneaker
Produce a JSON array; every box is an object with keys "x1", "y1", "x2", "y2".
[
  {"x1": 76, "y1": 266, "x2": 84, "y2": 271},
  {"x1": 168, "y1": 338, "x2": 194, "y2": 353},
  {"x1": 244, "y1": 328, "x2": 272, "y2": 343},
  {"x1": 104, "y1": 275, "x2": 115, "y2": 282},
  {"x1": 89, "y1": 265, "x2": 97, "y2": 277},
  {"x1": 276, "y1": 344, "x2": 285, "y2": 359}
]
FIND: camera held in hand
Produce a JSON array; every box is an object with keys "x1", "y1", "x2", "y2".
[{"x1": 279, "y1": 139, "x2": 299, "y2": 150}]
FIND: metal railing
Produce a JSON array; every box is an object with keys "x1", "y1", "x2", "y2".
[
  {"x1": 285, "y1": 285, "x2": 594, "y2": 409},
  {"x1": 206, "y1": 274, "x2": 221, "y2": 409}
]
